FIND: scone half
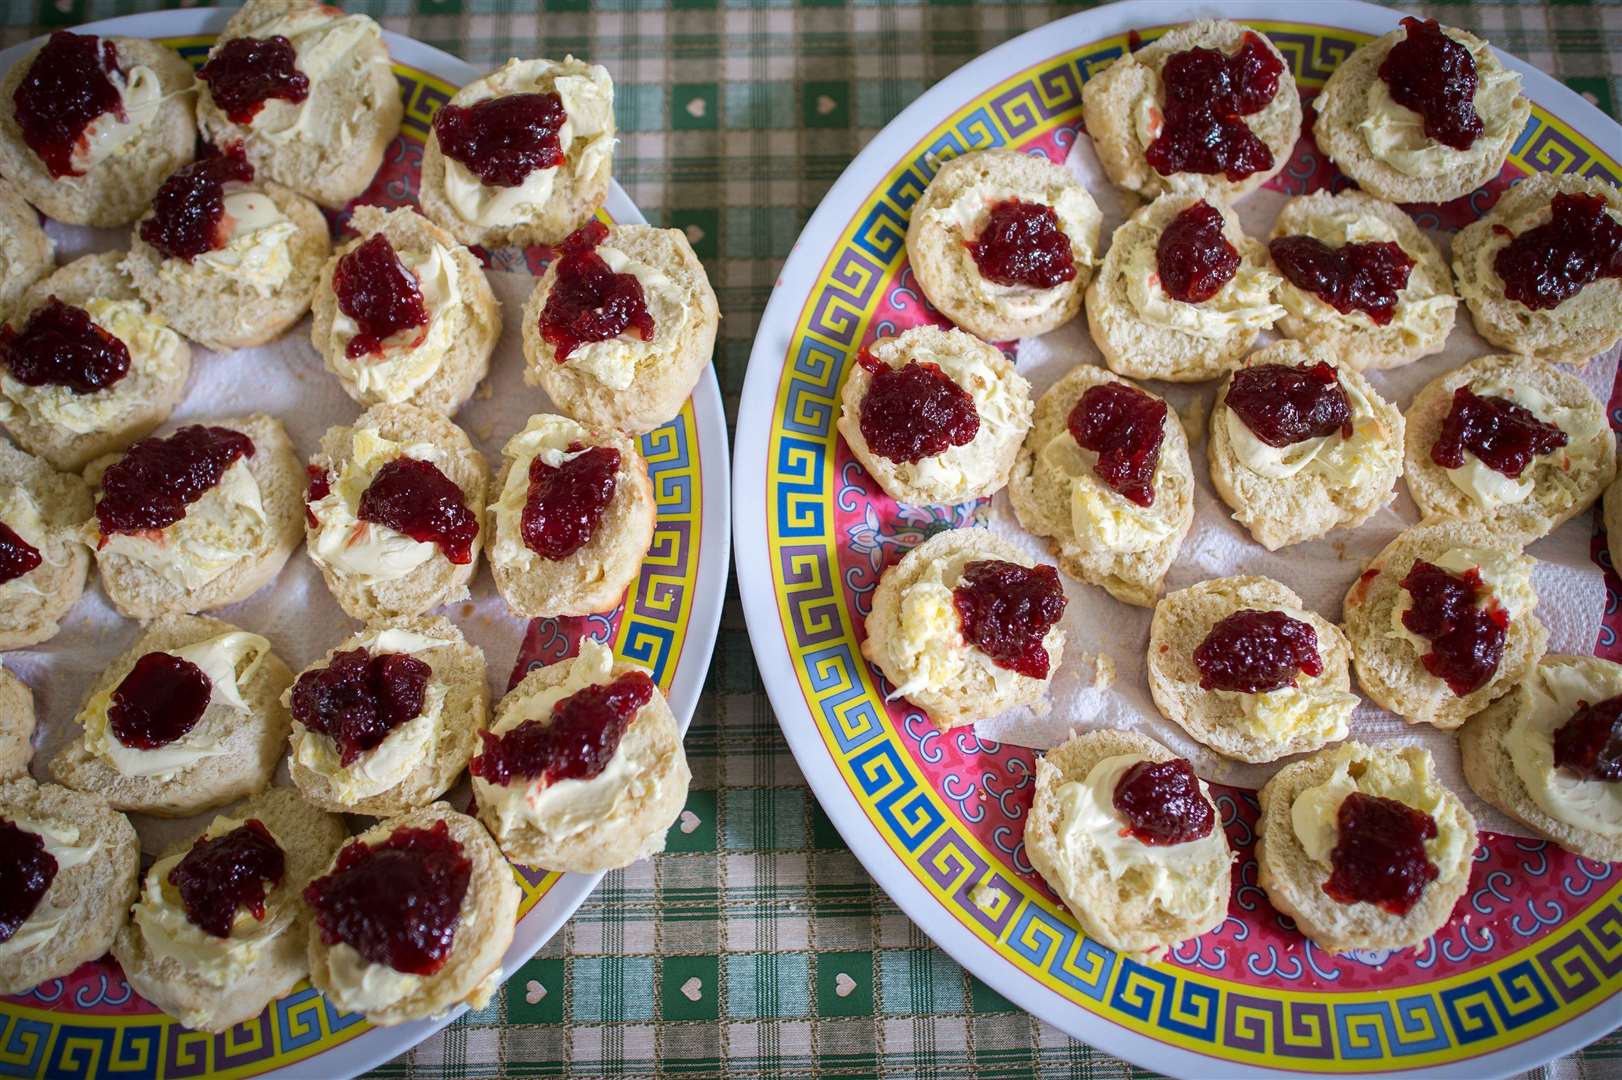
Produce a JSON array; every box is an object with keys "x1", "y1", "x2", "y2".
[
  {"x1": 0, "y1": 176, "x2": 52, "y2": 322},
  {"x1": 0, "y1": 665, "x2": 34, "y2": 779},
  {"x1": 0, "y1": 439, "x2": 91, "y2": 649}
]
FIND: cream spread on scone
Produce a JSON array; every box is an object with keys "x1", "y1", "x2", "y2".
[
  {"x1": 0, "y1": 485, "x2": 66, "y2": 600},
  {"x1": 160, "y1": 190, "x2": 299, "y2": 297},
  {"x1": 71, "y1": 54, "x2": 166, "y2": 175},
  {"x1": 491, "y1": 413, "x2": 609, "y2": 571},
  {"x1": 1442, "y1": 380, "x2": 1606, "y2": 511},
  {"x1": 1505, "y1": 660, "x2": 1622, "y2": 836},
  {"x1": 309, "y1": 428, "x2": 449, "y2": 585},
  {"x1": 330, "y1": 238, "x2": 466, "y2": 403},
  {"x1": 561, "y1": 244, "x2": 690, "y2": 391},
  {"x1": 94, "y1": 459, "x2": 269, "y2": 591},
  {"x1": 1290, "y1": 747, "x2": 1470, "y2": 875},
  {"x1": 1225, "y1": 370, "x2": 1388, "y2": 484},
  {"x1": 1211, "y1": 606, "x2": 1358, "y2": 742},
  {"x1": 1389, "y1": 546, "x2": 1533, "y2": 656},
  {"x1": 0, "y1": 815, "x2": 100, "y2": 959},
  {"x1": 325, "y1": 905, "x2": 478, "y2": 1013},
  {"x1": 1039, "y1": 431, "x2": 1176, "y2": 554},
  {"x1": 1276, "y1": 208, "x2": 1454, "y2": 339},
  {"x1": 1123, "y1": 234, "x2": 1282, "y2": 339},
  {"x1": 1458, "y1": 198, "x2": 1622, "y2": 310},
  {"x1": 220, "y1": 9, "x2": 384, "y2": 147}
]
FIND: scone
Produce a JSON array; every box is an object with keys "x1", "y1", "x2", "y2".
[
  {"x1": 111, "y1": 787, "x2": 348, "y2": 1033},
  {"x1": 1452, "y1": 173, "x2": 1622, "y2": 365},
  {"x1": 1080, "y1": 21, "x2": 1301, "y2": 202},
  {"x1": 835, "y1": 325, "x2": 1032, "y2": 506},
  {"x1": 305, "y1": 404, "x2": 489, "y2": 621},
  {"x1": 1086, "y1": 193, "x2": 1283, "y2": 382},
  {"x1": 86, "y1": 414, "x2": 304, "y2": 620},
  {"x1": 123, "y1": 147, "x2": 331, "y2": 350},
  {"x1": 0, "y1": 177, "x2": 51, "y2": 322},
  {"x1": 50, "y1": 614, "x2": 294, "y2": 818},
  {"x1": 2, "y1": 252, "x2": 192, "y2": 472},
  {"x1": 0, "y1": 665, "x2": 34, "y2": 779},
  {"x1": 488, "y1": 413, "x2": 655, "y2": 618},
  {"x1": 1256, "y1": 742, "x2": 1477, "y2": 954},
  {"x1": 1148, "y1": 577, "x2": 1359, "y2": 763},
  {"x1": 904, "y1": 149, "x2": 1100, "y2": 342},
  {"x1": 1606, "y1": 476, "x2": 1622, "y2": 576},
  {"x1": 1342, "y1": 519, "x2": 1547, "y2": 730},
  {"x1": 288, "y1": 617, "x2": 489, "y2": 816},
  {"x1": 1023, "y1": 729, "x2": 1231, "y2": 955},
  {"x1": 860, "y1": 528, "x2": 1067, "y2": 730},
  {"x1": 1208, "y1": 341, "x2": 1404, "y2": 550},
  {"x1": 1459, "y1": 655, "x2": 1622, "y2": 862},
  {"x1": 310, "y1": 205, "x2": 500, "y2": 413},
  {"x1": 418, "y1": 56, "x2": 615, "y2": 249},
  {"x1": 1404, "y1": 353, "x2": 1614, "y2": 537},
  {"x1": 1267, "y1": 189, "x2": 1457, "y2": 370},
  {"x1": 471, "y1": 638, "x2": 689, "y2": 872},
  {"x1": 521, "y1": 221, "x2": 719, "y2": 435},
  {"x1": 1312, "y1": 18, "x2": 1530, "y2": 206},
  {"x1": 0, "y1": 31, "x2": 196, "y2": 227},
  {"x1": 0, "y1": 439, "x2": 91, "y2": 649},
  {"x1": 304, "y1": 802, "x2": 519, "y2": 1026},
  {"x1": 1008, "y1": 365, "x2": 1193, "y2": 606},
  {"x1": 0, "y1": 778, "x2": 139, "y2": 994},
  {"x1": 196, "y1": 0, "x2": 403, "y2": 209}
]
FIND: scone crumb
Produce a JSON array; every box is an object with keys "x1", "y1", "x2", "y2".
[{"x1": 1092, "y1": 653, "x2": 1117, "y2": 690}]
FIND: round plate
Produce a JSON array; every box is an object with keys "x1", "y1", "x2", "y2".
[
  {"x1": 0, "y1": 9, "x2": 729, "y2": 1079},
  {"x1": 734, "y1": 2, "x2": 1621, "y2": 1076}
]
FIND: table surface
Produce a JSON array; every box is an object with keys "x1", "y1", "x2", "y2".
[{"x1": 4, "y1": 1, "x2": 1620, "y2": 1077}]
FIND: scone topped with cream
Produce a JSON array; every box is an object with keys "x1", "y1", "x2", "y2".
[
  {"x1": 0, "y1": 440, "x2": 91, "y2": 650},
  {"x1": 1313, "y1": 18, "x2": 1529, "y2": 206},
  {"x1": 836, "y1": 325, "x2": 1032, "y2": 506},
  {"x1": 419, "y1": 56, "x2": 615, "y2": 249},
  {"x1": 196, "y1": 0, "x2": 403, "y2": 208},
  {"x1": 521, "y1": 220, "x2": 719, "y2": 435},
  {"x1": 0, "y1": 177, "x2": 52, "y2": 322},
  {"x1": 904, "y1": 149, "x2": 1101, "y2": 341}
]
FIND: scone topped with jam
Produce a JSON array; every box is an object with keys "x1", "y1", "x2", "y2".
[{"x1": 0, "y1": 440, "x2": 91, "y2": 650}]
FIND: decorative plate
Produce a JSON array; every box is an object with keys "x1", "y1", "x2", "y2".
[{"x1": 734, "y1": 2, "x2": 1620, "y2": 1076}]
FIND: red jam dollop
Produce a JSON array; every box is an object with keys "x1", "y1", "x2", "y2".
[
  {"x1": 951, "y1": 559, "x2": 1068, "y2": 679},
  {"x1": 433, "y1": 91, "x2": 567, "y2": 188},
  {"x1": 1493, "y1": 193, "x2": 1622, "y2": 311},
  {"x1": 108, "y1": 651, "x2": 213, "y2": 750},
  {"x1": 13, "y1": 31, "x2": 125, "y2": 178},
  {"x1": 538, "y1": 220, "x2": 655, "y2": 362},
  {"x1": 0, "y1": 819, "x2": 56, "y2": 943},
  {"x1": 1430, "y1": 386, "x2": 1567, "y2": 479},
  {"x1": 1399, "y1": 559, "x2": 1508, "y2": 696},
  {"x1": 95, "y1": 424, "x2": 256, "y2": 537},
  {"x1": 1156, "y1": 200, "x2": 1239, "y2": 303},
  {"x1": 1193, "y1": 609, "x2": 1324, "y2": 693},
  {"x1": 1377, "y1": 17, "x2": 1482, "y2": 151},
  {"x1": 1066, "y1": 381, "x2": 1167, "y2": 508},
  {"x1": 139, "y1": 146, "x2": 256, "y2": 262},
  {"x1": 304, "y1": 464, "x2": 331, "y2": 528},
  {"x1": 520, "y1": 443, "x2": 621, "y2": 561},
  {"x1": 0, "y1": 296, "x2": 132, "y2": 395},
  {"x1": 1145, "y1": 33, "x2": 1283, "y2": 181},
  {"x1": 1112, "y1": 758, "x2": 1215, "y2": 846},
  {"x1": 290, "y1": 649, "x2": 432, "y2": 767},
  {"x1": 356, "y1": 457, "x2": 478, "y2": 565},
  {"x1": 1269, "y1": 235, "x2": 1415, "y2": 326},
  {"x1": 1225, "y1": 362, "x2": 1352, "y2": 448},
  {"x1": 1324, "y1": 791, "x2": 1439, "y2": 915},
  {"x1": 855, "y1": 351, "x2": 980, "y2": 465},
  {"x1": 0, "y1": 523, "x2": 42, "y2": 586},
  {"x1": 303, "y1": 820, "x2": 471, "y2": 976},
  {"x1": 966, "y1": 198, "x2": 1077, "y2": 289},
  {"x1": 197, "y1": 35, "x2": 310, "y2": 125},
  {"x1": 333, "y1": 233, "x2": 431, "y2": 360},
  {"x1": 168, "y1": 819, "x2": 286, "y2": 938},
  {"x1": 1552, "y1": 694, "x2": 1622, "y2": 782},
  {"x1": 471, "y1": 669, "x2": 655, "y2": 787}
]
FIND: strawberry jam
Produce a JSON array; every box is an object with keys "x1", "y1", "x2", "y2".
[
  {"x1": 0, "y1": 819, "x2": 55, "y2": 943},
  {"x1": 966, "y1": 199, "x2": 1077, "y2": 289},
  {"x1": 0, "y1": 523, "x2": 42, "y2": 586},
  {"x1": 139, "y1": 146, "x2": 256, "y2": 262},
  {"x1": 13, "y1": 31, "x2": 125, "y2": 178},
  {"x1": 433, "y1": 91, "x2": 566, "y2": 188},
  {"x1": 1145, "y1": 33, "x2": 1283, "y2": 181},
  {"x1": 303, "y1": 819, "x2": 471, "y2": 976},
  {"x1": 1430, "y1": 386, "x2": 1567, "y2": 478},
  {"x1": 1157, "y1": 200, "x2": 1239, "y2": 303},
  {"x1": 520, "y1": 443, "x2": 620, "y2": 560},
  {"x1": 538, "y1": 221, "x2": 655, "y2": 362},
  {"x1": 197, "y1": 36, "x2": 309, "y2": 125},
  {"x1": 1552, "y1": 695, "x2": 1622, "y2": 782},
  {"x1": 1112, "y1": 758, "x2": 1215, "y2": 846},
  {"x1": 0, "y1": 297, "x2": 131, "y2": 394},
  {"x1": 333, "y1": 234, "x2": 430, "y2": 360},
  {"x1": 1269, "y1": 236, "x2": 1414, "y2": 325},
  {"x1": 1399, "y1": 559, "x2": 1508, "y2": 696},
  {"x1": 1493, "y1": 193, "x2": 1622, "y2": 311},
  {"x1": 951, "y1": 559, "x2": 1068, "y2": 679},
  {"x1": 168, "y1": 819, "x2": 285, "y2": 938},
  {"x1": 472, "y1": 669, "x2": 655, "y2": 787},
  {"x1": 1193, "y1": 609, "x2": 1323, "y2": 693},
  {"x1": 856, "y1": 352, "x2": 980, "y2": 466},
  {"x1": 356, "y1": 457, "x2": 478, "y2": 565},
  {"x1": 108, "y1": 651, "x2": 213, "y2": 750},
  {"x1": 1066, "y1": 382, "x2": 1166, "y2": 508},
  {"x1": 1377, "y1": 18, "x2": 1482, "y2": 151},
  {"x1": 291, "y1": 649, "x2": 432, "y2": 767},
  {"x1": 1225, "y1": 362, "x2": 1351, "y2": 448},
  {"x1": 304, "y1": 465, "x2": 331, "y2": 528},
  {"x1": 96, "y1": 424, "x2": 255, "y2": 537},
  {"x1": 1324, "y1": 791, "x2": 1439, "y2": 915}
]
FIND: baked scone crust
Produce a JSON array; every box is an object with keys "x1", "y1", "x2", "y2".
[
  {"x1": 0, "y1": 665, "x2": 35, "y2": 780},
  {"x1": 0, "y1": 176, "x2": 52, "y2": 322},
  {"x1": 0, "y1": 439, "x2": 91, "y2": 650},
  {"x1": 1605, "y1": 476, "x2": 1622, "y2": 578}
]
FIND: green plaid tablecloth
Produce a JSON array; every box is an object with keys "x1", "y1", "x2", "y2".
[{"x1": 6, "y1": 2, "x2": 1620, "y2": 1076}]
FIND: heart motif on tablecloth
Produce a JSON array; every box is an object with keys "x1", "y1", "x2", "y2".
[
  {"x1": 681, "y1": 977, "x2": 703, "y2": 1001},
  {"x1": 678, "y1": 810, "x2": 701, "y2": 834},
  {"x1": 686, "y1": 97, "x2": 706, "y2": 118},
  {"x1": 816, "y1": 95, "x2": 837, "y2": 115},
  {"x1": 525, "y1": 980, "x2": 546, "y2": 1005},
  {"x1": 834, "y1": 973, "x2": 857, "y2": 998}
]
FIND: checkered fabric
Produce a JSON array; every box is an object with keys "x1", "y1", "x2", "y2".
[{"x1": 4, "y1": 2, "x2": 1619, "y2": 1076}]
